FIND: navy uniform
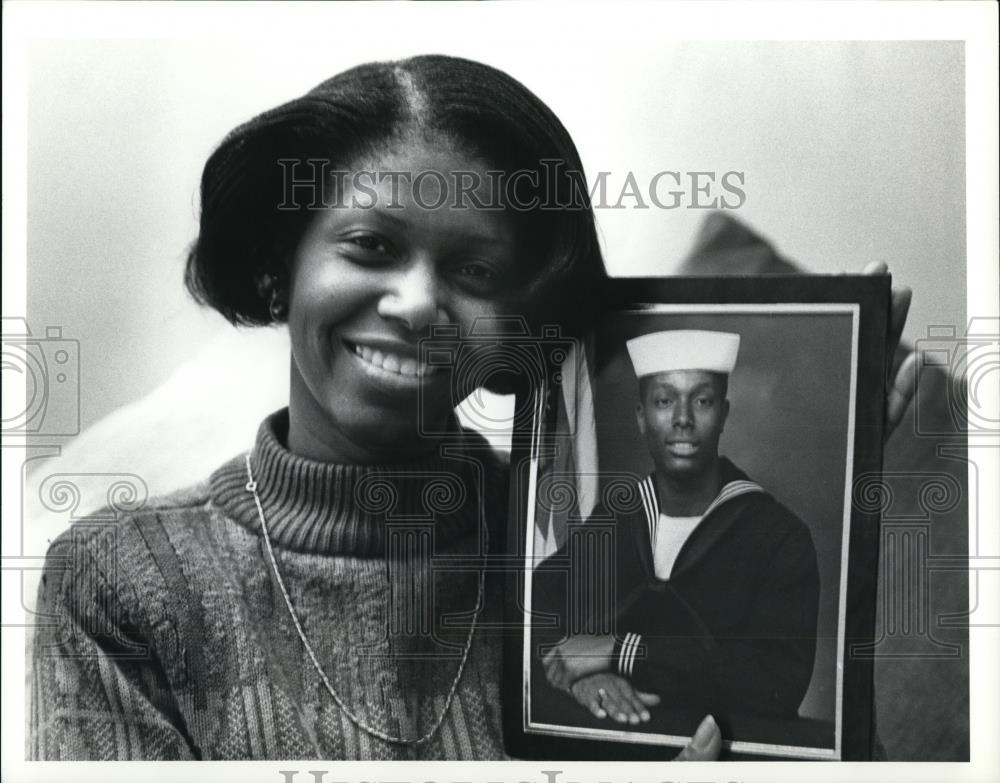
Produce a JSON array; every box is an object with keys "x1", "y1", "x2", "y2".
[{"x1": 608, "y1": 460, "x2": 818, "y2": 719}]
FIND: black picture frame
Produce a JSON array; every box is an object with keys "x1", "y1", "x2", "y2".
[{"x1": 503, "y1": 275, "x2": 890, "y2": 761}]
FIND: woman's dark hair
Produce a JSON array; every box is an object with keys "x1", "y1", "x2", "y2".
[{"x1": 185, "y1": 55, "x2": 606, "y2": 334}]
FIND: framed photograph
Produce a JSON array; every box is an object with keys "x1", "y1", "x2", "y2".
[{"x1": 503, "y1": 275, "x2": 890, "y2": 760}]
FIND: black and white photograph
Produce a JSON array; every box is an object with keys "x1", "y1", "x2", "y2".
[
  {"x1": 512, "y1": 278, "x2": 888, "y2": 760},
  {"x1": 2, "y1": 3, "x2": 997, "y2": 782}
]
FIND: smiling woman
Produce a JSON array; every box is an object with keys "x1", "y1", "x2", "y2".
[
  {"x1": 283, "y1": 144, "x2": 525, "y2": 464},
  {"x1": 27, "y1": 55, "x2": 723, "y2": 762}
]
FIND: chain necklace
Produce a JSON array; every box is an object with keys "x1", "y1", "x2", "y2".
[{"x1": 243, "y1": 451, "x2": 486, "y2": 747}]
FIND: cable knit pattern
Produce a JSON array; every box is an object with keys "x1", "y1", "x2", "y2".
[{"x1": 30, "y1": 409, "x2": 508, "y2": 760}]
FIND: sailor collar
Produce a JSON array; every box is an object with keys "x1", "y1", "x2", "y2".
[{"x1": 637, "y1": 471, "x2": 765, "y2": 550}]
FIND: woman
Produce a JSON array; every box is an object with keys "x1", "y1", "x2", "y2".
[{"x1": 29, "y1": 55, "x2": 910, "y2": 761}]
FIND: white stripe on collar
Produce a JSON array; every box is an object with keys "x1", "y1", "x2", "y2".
[
  {"x1": 639, "y1": 474, "x2": 765, "y2": 545},
  {"x1": 639, "y1": 477, "x2": 658, "y2": 547}
]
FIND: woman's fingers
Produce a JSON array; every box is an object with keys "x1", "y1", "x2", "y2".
[
  {"x1": 859, "y1": 262, "x2": 915, "y2": 437},
  {"x1": 860, "y1": 261, "x2": 911, "y2": 351},
  {"x1": 675, "y1": 714, "x2": 722, "y2": 761},
  {"x1": 886, "y1": 350, "x2": 918, "y2": 435},
  {"x1": 885, "y1": 280, "x2": 915, "y2": 438},
  {"x1": 888, "y1": 285, "x2": 913, "y2": 353},
  {"x1": 860, "y1": 261, "x2": 910, "y2": 343}
]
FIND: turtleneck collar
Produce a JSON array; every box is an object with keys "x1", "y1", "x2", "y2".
[{"x1": 210, "y1": 409, "x2": 493, "y2": 557}]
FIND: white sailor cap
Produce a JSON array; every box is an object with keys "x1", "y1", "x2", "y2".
[{"x1": 626, "y1": 329, "x2": 741, "y2": 378}]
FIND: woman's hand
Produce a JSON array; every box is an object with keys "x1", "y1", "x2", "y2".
[
  {"x1": 862, "y1": 261, "x2": 916, "y2": 439},
  {"x1": 542, "y1": 634, "x2": 614, "y2": 693},
  {"x1": 675, "y1": 714, "x2": 723, "y2": 760},
  {"x1": 569, "y1": 671, "x2": 659, "y2": 724}
]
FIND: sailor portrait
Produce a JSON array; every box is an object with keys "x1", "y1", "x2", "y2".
[{"x1": 536, "y1": 329, "x2": 820, "y2": 731}]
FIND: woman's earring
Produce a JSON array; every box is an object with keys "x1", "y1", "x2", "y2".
[
  {"x1": 268, "y1": 288, "x2": 288, "y2": 321},
  {"x1": 257, "y1": 272, "x2": 288, "y2": 322}
]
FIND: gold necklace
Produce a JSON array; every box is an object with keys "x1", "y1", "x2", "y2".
[{"x1": 243, "y1": 451, "x2": 485, "y2": 747}]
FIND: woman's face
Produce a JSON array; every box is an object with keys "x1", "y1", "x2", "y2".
[{"x1": 286, "y1": 142, "x2": 523, "y2": 463}]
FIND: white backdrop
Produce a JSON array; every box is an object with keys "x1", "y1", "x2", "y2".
[{"x1": 24, "y1": 34, "x2": 964, "y2": 434}]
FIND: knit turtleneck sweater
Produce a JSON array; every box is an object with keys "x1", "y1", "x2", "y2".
[{"x1": 30, "y1": 410, "x2": 508, "y2": 760}]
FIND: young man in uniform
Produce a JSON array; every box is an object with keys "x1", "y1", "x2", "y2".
[{"x1": 540, "y1": 329, "x2": 820, "y2": 728}]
